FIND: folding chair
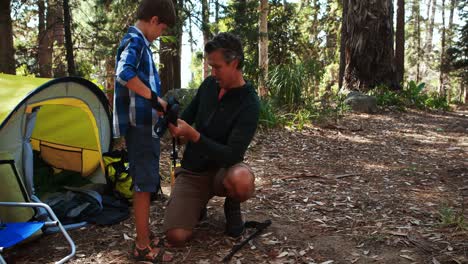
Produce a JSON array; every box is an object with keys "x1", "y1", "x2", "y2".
[{"x1": 0, "y1": 202, "x2": 76, "y2": 264}]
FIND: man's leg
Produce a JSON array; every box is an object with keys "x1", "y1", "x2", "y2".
[
  {"x1": 163, "y1": 168, "x2": 212, "y2": 246},
  {"x1": 221, "y1": 163, "x2": 255, "y2": 237},
  {"x1": 134, "y1": 192, "x2": 151, "y2": 247}
]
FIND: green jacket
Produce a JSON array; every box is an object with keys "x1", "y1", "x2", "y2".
[{"x1": 181, "y1": 76, "x2": 260, "y2": 172}]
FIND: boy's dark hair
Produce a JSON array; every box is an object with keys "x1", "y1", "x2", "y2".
[
  {"x1": 204, "y1": 32, "x2": 244, "y2": 69},
  {"x1": 136, "y1": 0, "x2": 176, "y2": 28}
]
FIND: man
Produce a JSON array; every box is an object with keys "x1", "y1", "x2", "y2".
[{"x1": 164, "y1": 32, "x2": 260, "y2": 246}]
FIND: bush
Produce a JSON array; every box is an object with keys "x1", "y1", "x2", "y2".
[{"x1": 369, "y1": 81, "x2": 450, "y2": 111}]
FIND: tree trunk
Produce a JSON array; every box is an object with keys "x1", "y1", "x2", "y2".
[
  {"x1": 52, "y1": 0, "x2": 66, "y2": 77},
  {"x1": 258, "y1": 0, "x2": 268, "y2": 97},
  {"x1": 63, "y1": 0, "x2": 75, "y2": 76},
  {"x1": 160, "y1": 1, "x2": 182, "y2": 94},
  {"x1": 439, "y1": 0, "x2": 446, "y2": 98},
  {"x1": 415, "y1": 0, "x2": 421, "y2": 82},
  {"x1": 343, "y1": 0, "x2": 398, "y2": 92},
  {"x1": 0, "y1": 0, "x2": 15, "y2": 74},
  {"x1": 338, "y1": 0, "x2": 347, "y2": 89},
  {"x1": 202, "y1": 0, "x2": 210, "y2": 79},
  {"x1": 426, "y1": 0, "x2": 437, "y2": 53},
  {"x1": 105, "y1": 58, "x2": 115, "y2": 107},
  {"x1": 38, "y1": 0, "x2": 52, "y2": 77},
  {"x1": 395, "y1": 0, "x2": 405, "y2": 85}
]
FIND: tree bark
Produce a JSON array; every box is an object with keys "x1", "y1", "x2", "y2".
[
  {"x1": 395, "y1": 0, "x2": 405, "y2": 85},
  {"x1": 38, "y1": 0, "x2": 52, "y2": 77},
  {"x1": 160, "y1": 0, "x2": 182, "y2": 94},
  {"x1": 52, "y1": 0, "x2": 66, "y2": 77},
  {"x1": 63, "y1": 0, "x2": 75, "y2": 76},
  {"x1": 343, "y1": 0, "x2": 398, "y2": 92},
  {"x1": 338, "y1": 0, "x2": 347, "y2": 89},
  {"x1": 0, "y1": 0, "x2": 15, "y2": 74},
  {"x1": 202, "y1": 0, "x2": 210, "y2": 79},
  {"x1": 439, "y1": 0, "x2": 446, "y2": 98},
  {"x1": 426, "y1": 0, "x2": 437, "y2": 53},
  {"x1": 415, "y1": 0, "x2": 421, "y2": 82},
  {"x1": 258, "y1": 0, "x2": 268, "y2": 97}
]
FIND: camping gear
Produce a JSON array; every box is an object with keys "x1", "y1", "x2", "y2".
[
  {"x1": 0, "y1": 201, "x2": 76, "y2": 264},
  {"x1": 0, "y1": 74, "x2": 111, "y2": 224},
  {"x1": 102, "y1": 150, "x2": 133, "y2": 201},
  {"x1": 223, "y1": 219, "x2": 272, "y2": 262}
]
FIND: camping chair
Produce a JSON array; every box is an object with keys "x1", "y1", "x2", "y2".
[{"x1": 0, "y1": 202, "x2": 76, "y2": 264}]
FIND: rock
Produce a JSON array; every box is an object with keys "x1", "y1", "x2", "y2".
[{"x1": 344, "y1": 91, "x2": 378, "y2": 114}]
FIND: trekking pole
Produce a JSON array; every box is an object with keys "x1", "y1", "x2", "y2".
[
  {"x1": 223, "y1": 220, "x2": 272, "y2": 262},
  {"x1": 166, "y1": 96, "x2": 180, "y2": 188}
]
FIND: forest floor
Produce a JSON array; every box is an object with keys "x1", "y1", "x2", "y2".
[{"x1": 8, "y1": 107, "x2": 468, "y2": 264}]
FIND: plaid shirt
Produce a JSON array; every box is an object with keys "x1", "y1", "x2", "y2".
[{"x1": 113, "y1": 26, "x2": 161, "y2": 138}]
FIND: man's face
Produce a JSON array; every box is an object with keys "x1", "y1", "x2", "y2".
[{"x1": 207, "y1": 50, "x2": 238, "y2": 89}]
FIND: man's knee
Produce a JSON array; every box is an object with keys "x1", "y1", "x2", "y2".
[
  {"x1": 224, "y1": 166, "x2": 255, "y2": 202},
  {"x1": 165, "y1": 228, "x2": 192, "y2": 247}
]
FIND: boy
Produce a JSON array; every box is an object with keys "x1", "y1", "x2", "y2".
[{"x1": 113, "y1": 0, "x2": 176, "y2": 261}]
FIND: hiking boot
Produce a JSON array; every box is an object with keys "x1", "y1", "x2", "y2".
[{"x1": 224, "y1": 197, "x2": 244, "y2": 238}]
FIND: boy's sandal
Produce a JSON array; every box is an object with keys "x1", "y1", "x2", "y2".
[{"x1": 133, "y1": 237, "x2": 173, "y2": 263}]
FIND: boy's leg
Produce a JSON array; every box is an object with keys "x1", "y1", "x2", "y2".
[
  {"x1": 133, "y1": 192, "x2": 151, "y2": 247},
  {"x1": 126, "y1": 126, "x2": 161, "y2": 247},
  {"x1": 163, "y1": 168, "x2": 212, "y2": 246}
]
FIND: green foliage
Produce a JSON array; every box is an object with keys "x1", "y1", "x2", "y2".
[
  {"x1": 258, "y1": 99, "x2": 284, "y2": 129},
  {"x1": 268, "y1": 60, "x2": 324, "y2": 107},
  {"x1": 188, "y1": 52, "x2": 203, "y2": 89},
  {"x1": 369, "y1": 81, "x2": 450, "y2": 111},
  {"x1": 438, "y1": 205, "x2": 467, "y2": 230}
]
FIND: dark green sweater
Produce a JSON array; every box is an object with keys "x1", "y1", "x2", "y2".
[{"x1": 181, "y1": 76, "x2": 260, "y2": 172}]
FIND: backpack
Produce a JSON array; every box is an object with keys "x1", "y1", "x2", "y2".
[{"x1": 102, "y1": 150, "x2": 133, "y2": 201}]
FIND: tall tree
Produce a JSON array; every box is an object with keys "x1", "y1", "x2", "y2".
[
  {"x1": 415, "y1": 0, "x2": 422, "y2": 82},
  {"x1": 258, "y1": 0, "x2": 268, "y2": 97},
  {"x1": 160, "y1": 0, "x2": 182, "y2": 94},
  {"x1": 439, "y1": 0, "x2": 447, "y2": 97},
  {"x1": 426, "y1": 0, "x2": 437, "y2": 53},
  {"x1": 395, "y1": 0, "x2": 405, "y2": 85},
  {"x1": 37, "y1": 0, "x2": 53, "y2": 77},
  {"x1": 52, "y1": 0, "x2": 66, "y2": 77},
  {"x1": 63, "y1": 0, "x2": 75, "y2": 76},
  {"x1": 342, "y1": 0, "x2": 398, "y2": 92},
  {"x1": 0, "y1": 0, "x2": 15, "y2": 74},
  {"x1": 202, "y1": 0, "x2": 210, "y2": 79},
  {"x1": 339, "y1": 0, "x2": 347, "y2": 89}
]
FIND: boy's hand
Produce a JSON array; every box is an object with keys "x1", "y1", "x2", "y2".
[
  {"x1": 150, "y1": 90, "x2": 167, "y2": 112},
  {"x1": 168, "y1": 119, "x2": 200, "y2": 143}
]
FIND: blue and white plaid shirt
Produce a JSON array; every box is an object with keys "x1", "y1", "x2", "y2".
[{"x1": 113, "y1": 26, "x2": 161, "y2": 138}]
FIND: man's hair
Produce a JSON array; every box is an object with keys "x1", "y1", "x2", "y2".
[
  {"x1": 136, "y1": 0, "x2": 176, "y2": 28},
  {"x1": 204, "y1": 32, "x2": 244, "y2": 69}
]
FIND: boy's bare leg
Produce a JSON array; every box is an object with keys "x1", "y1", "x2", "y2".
[{"x1": 133, "y1": 192, "x2": 151, "y2": 247}]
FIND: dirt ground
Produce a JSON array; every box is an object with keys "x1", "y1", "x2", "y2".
[{"x1": 5, "y1": 108, "x2": 468, "y2": 264}]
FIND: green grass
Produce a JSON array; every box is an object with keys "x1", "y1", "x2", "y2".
[{"x1": 0, "y1": 73, "x2": 50, "y2": 123}]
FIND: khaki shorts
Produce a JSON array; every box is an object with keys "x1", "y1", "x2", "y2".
[{"x1": 162, "y1": 163, "x2": 254, "y2": 232}]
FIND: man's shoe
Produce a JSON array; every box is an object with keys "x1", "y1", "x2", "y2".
[{"x1": 224, "y1": 197, "x2": 245, "y2": 238}]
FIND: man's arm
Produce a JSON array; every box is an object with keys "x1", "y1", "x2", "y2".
[{"x1": 170, "y1": 102, "x2": 259, "y2": 166}]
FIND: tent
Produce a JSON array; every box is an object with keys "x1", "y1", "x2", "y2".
[{"x1": 0, "y1": 73, "x2": 112, "y2": 223}]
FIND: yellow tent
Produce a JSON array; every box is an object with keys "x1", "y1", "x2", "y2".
[{"x1": 0, "y1": 74, "x2": 112, "y2": 222}]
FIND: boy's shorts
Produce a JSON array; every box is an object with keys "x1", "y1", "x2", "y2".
[
  {"x1": 162, "y1": 163, "x2": 254, "y2": 232},
  {"x1": 125, "y1": 126, "x2": 160, "y2": 193}
]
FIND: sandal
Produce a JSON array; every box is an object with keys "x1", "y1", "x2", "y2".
[{"x1": 133, "y1": 237, "x2": 173, "y2": 263}]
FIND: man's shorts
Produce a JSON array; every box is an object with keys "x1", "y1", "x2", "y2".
[
  {"x1": 162, "y1": 163, "x2": 254, "y2": 232},
  {"x1": 125, "y1": 126, "x2": 160, "y2": 193}
]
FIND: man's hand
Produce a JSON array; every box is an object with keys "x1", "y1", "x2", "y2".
[{"x1": 168, "y1": 119, "x2": 200, "y2": 143}]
